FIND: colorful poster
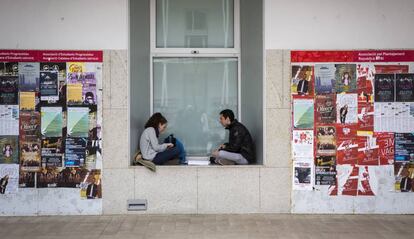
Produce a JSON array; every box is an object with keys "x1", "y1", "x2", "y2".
[
  {"x1": 357, "y1": 166, "x2": 375, "y2": 196},
  {"x1": 336, "y1": 123, "x2": 358, "y2": 165},
  {"x1": 357, "y1": 131, "x2": 379, "y2": 165},
  {"x1": 82, "y1": 73, "x2": 96, "y2": 105},
  {"x1": 336, "y1": 93, "x2": 358, "y2": 124},
  {"x1": 40, "y1": 63, "x2": 67, "y2": 105},
  {"x1": 67, "y1": 62, "x2": 86, "y2": 73},
  {"x1": 57, "y1": 167, "x2": 88, "y2": 188},
  {"x1": 315, "y1": 155, "x2": 335, "y2": 166},
  {"x1": 315, "y1": 166, "x2": 336, "y2": 186},
  {"x1": 357, "y1": 102, "x2": 374, "y2": 131},
  {"x1": 374, "y1": 102, "x2": 414, "y2": 133},
  {"x1": 67, "y1": 83, "x2": 82, "y2": 105},
  {"x1": 293, "y1": 161, "x2": 313, "y2": 190},
  {"x1": 315, "y1": 126, "x2": 336, "y2": 156},
  {"x1": 0, "y1": 62, "x2": 18, "y2": 76},
  {"x1": 291, "y1": 65, "x2": 314, "y2": 96},
  {"x1": 0, "y1": 105, "x2": 19, "y2": 135},
  {"x1": 20, "y1": 140, "x2": 41, "y2": 172},
  {"x1": 292, "y1": 130, "x2": 313, "y2": 158},
  {"x1": 19, "y1": 171, "x2": 35, "y2": 188},
  {"x1": 19, "y1": 92, "x2": 36, "y2": 111},
  {"x1": 395, "y1": 73, "x2": 414, "y2": 102},
  {"x1": 394, "y1": 162, "x2": 414, "y2": 192},
  {"x1": 67, "y1": 107, "x2": 89, "y2": 137},
  {"x1": 375, "y1": 132, "x2": 394, "y2": 165},
  {"x1": 293, "y1": 98, "x2": 314, "y2": 129},
  {"x1": 356, "y1": 64, "x2": 375, "y2": 103},
  {"x1": 40, "y1": 71, "x2": 59, "y2": 102},
  {"x1": 315, "y1": 94, "x2": 336, "y2": 124},
  {"x1": 37, "y1": 167, "x2": 61, "y2": 188},
  {"x1": 0, "y1": 164, "x2": 19, "y2": 194},
  {"x1": 0, "y1": 136, "x2": 18, "y2": 164},
  {"x1": 335, "y1": 64, "x2": 357, "y2": 93},
  {"x1": 65, "y1": 137, "x2": 87, "y2": 167},
  {"x1": 80, "y1": 169, "x2": 102, "y2": 199},
  {"x1": 18, "y1": 62, "x2": 39, "y2": 91},
  {"x1": 394, "y1": 133, "x2": 414, "y2": 162},
  {"x1": 41, "y1": 137, "x2": 64, "y2": 168},
  {"x1": 374, "y1": 74, "x2": 395, "y2": 102},
  {"x1": 19, "y1": 111, "x2": 41, "y2": 141},
  {"x1": 41, "y1": 107, "x2": 63, "y2": 137},
  {"x1": 0, "y1": 76, "x2": 18, "y2": 104},
  {"x1": 314, "y1": 64, "x2": 335, "y2": 94}
]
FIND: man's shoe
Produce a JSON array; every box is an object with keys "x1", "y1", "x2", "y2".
[
  {"x1": 217, "y1": 158, "x2": 236, "y2": 166},
  {"x1": 136, "y1": 159, "x2": 156, "y2": 172},
  {"x1": 209, "y1": 157, "x2": 216, "y2": 164}
]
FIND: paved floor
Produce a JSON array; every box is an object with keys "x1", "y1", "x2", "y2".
[{"x1": 1, "y1": 214, "x2": 413, "y2": 239}]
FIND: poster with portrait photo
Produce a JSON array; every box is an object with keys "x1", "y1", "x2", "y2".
[
  {"x1": 65, "y1": 137, "x2": 87, "y2": 167},
  {"x1": 0, "y1": 164, "x2": 19, "y2": 194},
  {"x1": 291, "y1": 65, "x2": 314, "y2": 96},
  {"x1": 394, "y1": 162, "x2": 414, "y2": 192},
  {"x1": 356, "y1": 64, "x2": 375, "y2": 103},
  {"x1": 18, "y1": 62, "x2": 39, "y2": 91},
  {"x1": 395, "y1": 73, "x2": 414, "y2": 102},
  {"x1": 41, "y1": 137, "x2": 64, "y2": 168},
  {"x1": 335, "y1": 64, "x2": 356, "y2": 93},
  {"x1": 40, "y1": 71, "x2": 59, "y2": 102},
  {"x1": 0, "y1": 105, "x2": 19, "y2": 135},
  {"x1": 80, "y1": 169, "x2": 102, "y2": 199},
  {"x1": 315, "y1": 166, "x2": 336, "y2": 186},
  {"x1": 0, "y1": 136, "x2": 18, "y2": 164},
  {"x1": 315, "y1": 94, "x2": 336, "y2": 124},
  {"x1": 315, "y1": 126, "x2": 336, "y2": 156},
  {"x1": 0, "y1": 62, "x2": 18, "y2": 76},
  {"x1": 293, "y1": 98, "x2": 314, "y2": 129},
  {"x1": 293, "y1": 161, "x2": 313, "y2": 191},
  {"x1": 82, "y1": 73, "x2": 96, "y2": 105},
  {"x1": 375, "y1": 132, "x2": 394, "y2": 165},
  {"x1": 314, "y1": 64, "x2": 336, "y2": 94},
  {"x1": 292, "y1": 130, "x2": 313, "y2": 158},
  {"x1": 394, "y1": 133, "x2": 414, "y2": 162},
  {"x1": 57, "y1": 167, "x2": 88, "y2": 188},
  {"x1": 336, "y1": 93, "x2": 358, "y2": 124},
  {"x1": 0, "y1": 76, "x2": 18, "y2": 104},
  {"x1": 374, "y1": 74, "x2": 395, "y2": 102},
  {"x1": 19, "y1": 139, "x2": 41, "y2": 172}
]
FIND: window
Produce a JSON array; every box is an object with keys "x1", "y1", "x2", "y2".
[{"x1": 150, "y1": 0, "x2": 240, "y2": 157}]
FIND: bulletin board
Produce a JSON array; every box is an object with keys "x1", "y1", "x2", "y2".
[
  {"x1": 291, "y1": 50, "x2": 414, "y2": 196},
  {"x1": 0, "y1": 50, "x2": 103, "y2": 199}
]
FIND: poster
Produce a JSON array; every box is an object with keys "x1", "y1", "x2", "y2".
[
  {"x1": 80, "y1": 169, "x2": 102, "y2": 199},
  {"x1": 18, "y1": 62, "x2": 39, "y2": 91},
  {"x1": 315, "y1": 166, "x2": 336, "y2": 186},
  {"x1": 314, "y1": 94, "x2": 336, "y2": 124},
  {"x1": 357, "y1": 102, "x2": 374, "y2": 131},
  {"x1": 41, "y1": 107, "x2": 63, "y2": 137},
  {"x1": 0, "y1": 76, "x2": 18, "y2": 104},
  {"x1": 395, "y1": 73, "x2": 414, "y2": 102},
  {"x1": 37, "y1": 167, "x2": 61, "y2": 188},
  {"x1": 0, "y1": 105, "x2": 19, "y2": 135},
  {"x1": 57, "y1": 167, "x2": 88, "y2": 188},
  {"x1": 67, "y1": 62, "x2": 86, "y2": 73},
  {"x1": 19, "y1": 140, "x2": 41, "y2": 172},
  {"x1": 0, "y1": 164, "x2": 19, "y2": 194},
  {"x1": 0, "y1": 136, "x2": 19, "y2": 164},
  {"x1": 19, "y1": 111, "x2": 41, "y2": 141},
  {"x1": 394, "y1": 133, "x2": 414, "y2": 162},
  {"x1": 65, "y1": 137, "x2": 87, "y2": 167},
  {"x1": 293, "y1": 98, "x2": 314, "y2": 129},
  {"x1": 336, "y1": 93, "x2": 358, "y2": 124},
  {"x1": 40, "y1": 62, "x2": 67, "y2": 105},
  {"x1": 19, "y1": 171, "x2": 35, "y2": 188},
  {"x1": 67, "y1": 107, "x2": 89, "y2": 137},
  {"x1": 374, "y1": 102, "x2": 414, "y2": 133},
  {"x1": 82, "y1": 73, "x2": 96, "y2": 105},
  {"x1": 335, "y1": 64, "x2": 357, "y2": 93},
  {"x1": 292, "y1": 130, "x2": 313, "y2": 158},
  {"x1": 0, "y1": 62, "x2": 18, "y2": 76},
  {"x1": 293, "y1": 161, "x2": 313, "y2": 190},
  {"x1": 375, "y1": 65, "x2": 408, "y2": 74},
  {"x1": 357, "y1": 166, "x2": 375, "y2": 196},
  {"x1": 357, "y1": 131, "x2": 379, "y2": 165},
  {"x1": 335, "y1": 165, "x2": 359, "y2": 196},
  {"x1": 291, "y1": 65, "x2": 314, "y2": 96},
  {"x1": 356, "y1": 64, "x2": 375, "y2": 102},
  {"x1": 316, "y1": 126, "x2": 336, "y2": 156},
  {"x1": 40, "y1": 71, "x2": 59, "y2": 102},
  {"x1": 394, "y1": 162, "x2": 414, "y2": 192},
  {"x1": 375, "y1": 132, "x2": 394, "y2": 165},
  {"x1": 314, "y1": 64, "x2": 335, "y2": 94},
  {"x1": 374, "y1": 74, "x2": 395, "y2": 102},
  {"x1": 67, "y1": 83, "x2": 83, "y2": 105},
  {"x1": 19, "y1": 92, "x2": 36, "y2": 111},
  {"x1": 337, "y1": 139, "x2": 358, "y2": 165},
  {"x1": 41, "y1": 137, "x2": 64, "y2": 168},
  {"x1": 315, "y1": 155, "x2": 335, "y2": 166}
]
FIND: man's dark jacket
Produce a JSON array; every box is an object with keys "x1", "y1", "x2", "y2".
[{"x1": 223, "y1": 119, "x2": 255, "y2": 163}]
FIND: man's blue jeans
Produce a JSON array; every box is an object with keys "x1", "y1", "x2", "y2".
[{"x1": 152, "y1": 147, "x2": 180, "y2": 165}]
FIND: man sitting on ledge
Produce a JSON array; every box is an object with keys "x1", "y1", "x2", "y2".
[{"x1": 210, "y1": 109, "x2": 255, "y2": 165}]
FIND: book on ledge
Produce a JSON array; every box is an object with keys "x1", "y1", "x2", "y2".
[{"x1": 187, "y1": 157, "x2": 210, "y2": 166}]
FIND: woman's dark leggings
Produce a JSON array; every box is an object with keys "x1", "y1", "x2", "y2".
[{"x1": 152, "y1": 147, "x2": 180, "y2": 165}]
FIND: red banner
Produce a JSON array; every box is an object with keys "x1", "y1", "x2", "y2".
[
  {"x1": 291, "y1": 50, "x2": 414, "y2": 63},
  {"x1": 0, "y1": 50, "x2": 103, "y2": 62}
]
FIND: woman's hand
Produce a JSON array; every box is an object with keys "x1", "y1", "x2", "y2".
[{"x1": 166, "y1": 143, "x2": 174, "y2": 148}]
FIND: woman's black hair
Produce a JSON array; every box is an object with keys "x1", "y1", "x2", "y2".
[{"x1": 145, "y1": 112, "x2": 167, "y2": 130}]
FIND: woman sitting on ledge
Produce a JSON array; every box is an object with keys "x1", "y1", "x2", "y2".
[{"x1": 139, "y1": 113, "x2": 179, "y2": 165}]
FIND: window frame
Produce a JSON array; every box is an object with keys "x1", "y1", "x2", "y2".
[{"x1": 149, "y1": 0, "x2": 241, "y2": 121}]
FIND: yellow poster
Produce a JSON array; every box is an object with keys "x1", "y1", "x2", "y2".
[
  {"x1": 67, "y1": 62, "x2": 85, "y2": 73},
  {"x1": 19, "y1": 92, "x2": 35, "y2": 111},
  {"x1": 67, "y1": 83, "x2": 83, "y2": 105}
]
